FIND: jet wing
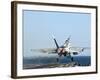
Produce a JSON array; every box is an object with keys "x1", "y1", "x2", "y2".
[
  {"x1": 69, "y1": 47, "x2": 90, "y2": 53},
  {"x1": 31, "y1": 48, "x2": 57, "y2": 53}
]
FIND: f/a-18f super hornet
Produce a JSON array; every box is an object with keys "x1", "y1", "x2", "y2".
[{"x1": 31, "y1": 35, "x2": 90, "y2": 62}]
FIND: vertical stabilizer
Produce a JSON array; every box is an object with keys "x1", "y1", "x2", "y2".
[
  {"x1": 52, "y1": 35, "x2": 59, "y2": 48},
  {"x1": 63, "y1": 35, "x2": 71, "y2": 47}
]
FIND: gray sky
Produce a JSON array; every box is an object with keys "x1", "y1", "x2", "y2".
[{"x1": 23, "y1": 10, "x2": 91, "y2": 58}]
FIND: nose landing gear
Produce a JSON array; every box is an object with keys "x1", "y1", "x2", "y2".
[
  {"x1": 71, "y1": 57, "x2": 73, "y2": 62},
  {"x1": 56, "y1": 58, "x2": 59, "y2": 62}
]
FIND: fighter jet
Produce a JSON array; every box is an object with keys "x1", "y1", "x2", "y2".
[{"x1": 31, "y1": 35, "x2": 90, "y2": 62}]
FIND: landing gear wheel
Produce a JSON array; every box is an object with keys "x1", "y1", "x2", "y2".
[
  {"x1": 64, "y1": 53, "x2": 66, "y2": 56},
  {"x1": 71, "y1": 57, "x2": 73, "y2": 62},
  {"x1": 56, "y1": 58, "x2": 59, "y2": 62}
]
